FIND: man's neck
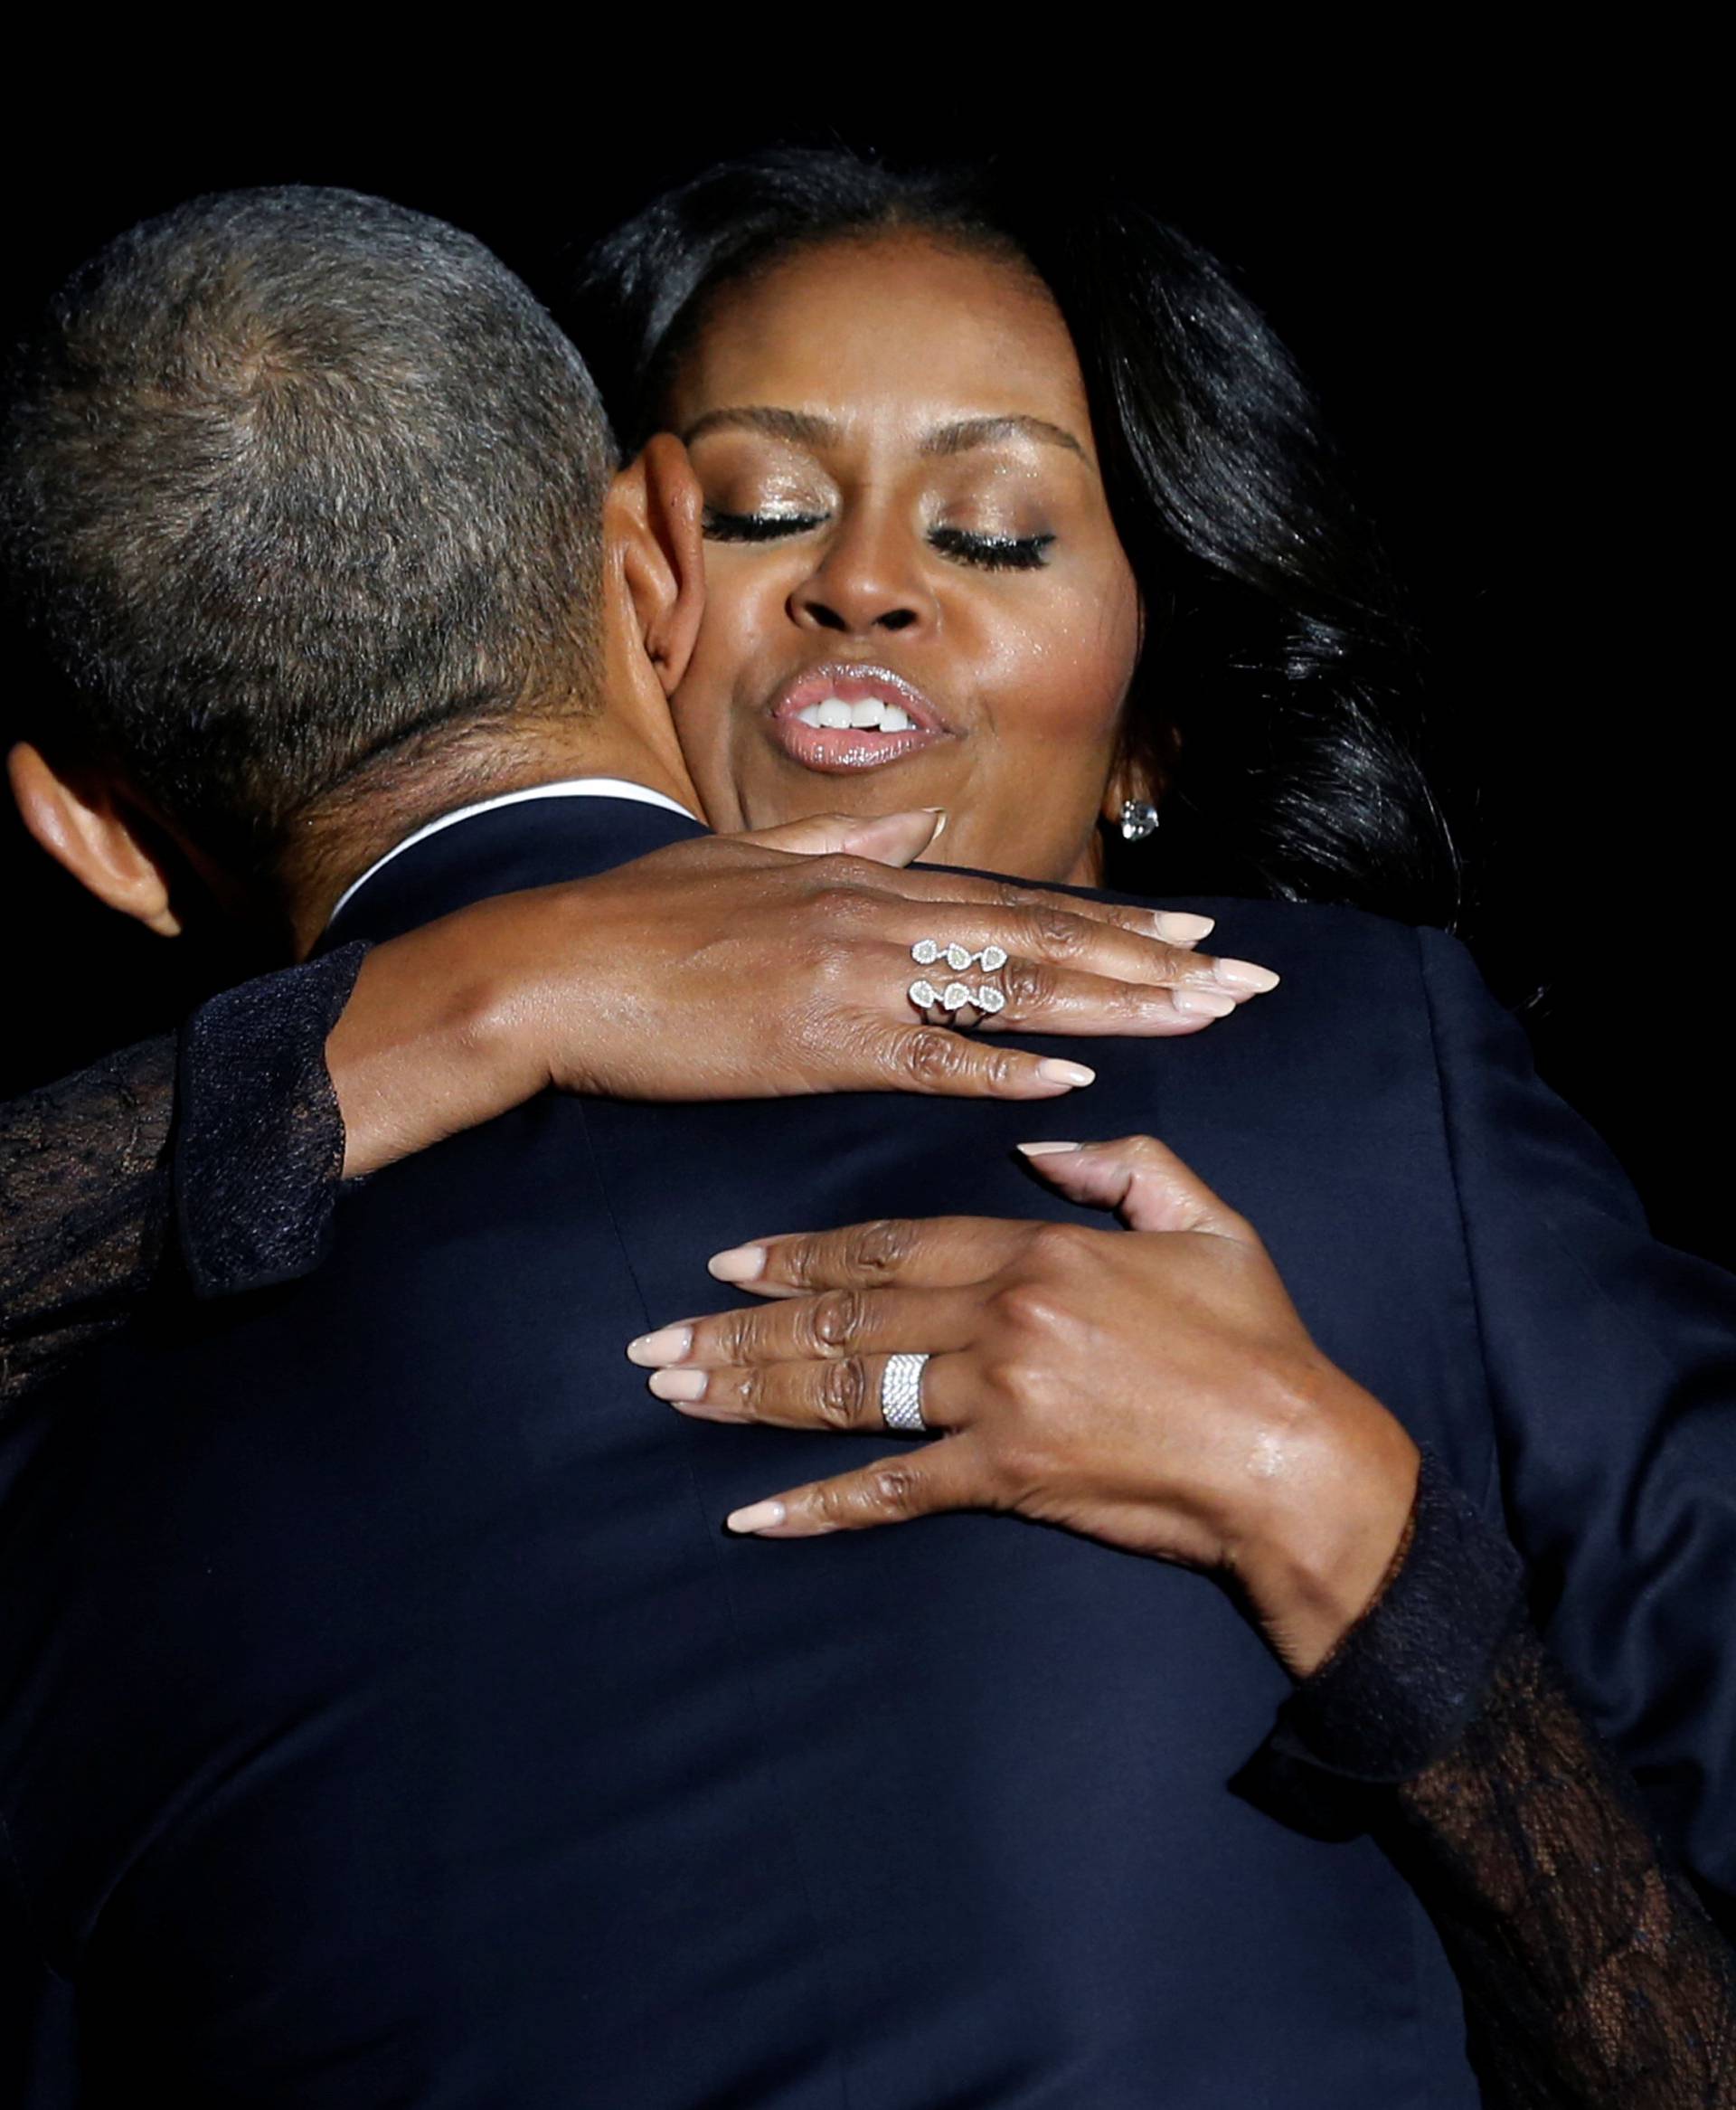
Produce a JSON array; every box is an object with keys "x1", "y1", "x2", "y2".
[{"x1": 281, "y1": 727, "x2": 701, "y2": 957}]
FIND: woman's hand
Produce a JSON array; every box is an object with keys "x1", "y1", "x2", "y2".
[
  {"x1": 326, "y1": 811, "x2": 1277, "y2": 1177},
  {"x1": 627, "y1": 1133, "x2": 1419, "y2": 1678}
]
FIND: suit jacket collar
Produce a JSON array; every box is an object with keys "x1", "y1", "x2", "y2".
[{"x1": 320, "y1": 789, "x2": 707, "y2": 951}]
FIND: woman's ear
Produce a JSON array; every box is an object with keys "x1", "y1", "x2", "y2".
[
  {"x1": 7, "y1": 742, "x2": 183, "y2": 935},
  {"x1": 1099, "y1": 745, "x2": 1166, "y2": 833},
  {"x1": 604, "y1": 433, "x2": 707, "y2": 697}
]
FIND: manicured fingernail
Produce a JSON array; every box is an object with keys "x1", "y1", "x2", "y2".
[
  {"x1": 1212, "y1": 957, "x2": 1280, "y2": 994},
  {"x1": 708, "y1": 1244, "x2": 768, "y2": 1283},
  {"x1": 1017, "y1": 1140, "x2": 1081, "y2": 1157},
  {"x1": 923, "y1": 807, "x2": 948, "y2": 842},
  {"x1": 648, "y1": 1367, "x2": 708, "y2": 1401},
  {"x1": 627, "y1": 1325, "x2": 693, "y2": 1367},
  {"x1": 727, "y1": 1499, "x2": 788, "y2": 1534},
  {"x1": 1152, "y1": 911, "x2": 1215, "y2": 943},
  {"x1": 1171, "y1": 988, "x2": 1237, "y2": 1018},
  {"x1": 1035, "y1": 1058, "x2": 1096, "y2": 1087}
]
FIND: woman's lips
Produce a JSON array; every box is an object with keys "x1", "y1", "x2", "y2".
[{"x1": 765, "y1": 665, "x2": 953, "y2": 774}]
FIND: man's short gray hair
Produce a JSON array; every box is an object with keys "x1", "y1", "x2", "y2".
[{"x1": 1, "y1": 185, "x2": 615, "y2": 865}]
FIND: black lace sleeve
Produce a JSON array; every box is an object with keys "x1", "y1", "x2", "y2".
[
  {"x1": 0, "y1": 1031, "x2": 178, "y2": 1413},
  {"x1": 1256, "y1": 1455, "x2": 1736, "y2": 2107},
  {"x1": 173, "y1": 942, "x2": 369, "y2": 1299},
  {"x1": 0, "y1": 944, "x2": 368, "y2": 1414}
]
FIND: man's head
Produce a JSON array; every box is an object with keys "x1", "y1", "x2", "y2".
[{"x1": 2, "y1": 186, "x2": 704, "y2": 944}]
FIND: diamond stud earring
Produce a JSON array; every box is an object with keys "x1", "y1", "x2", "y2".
[{"x1": 1119, "y1": 799, "x2": 1160, "y2": 843}]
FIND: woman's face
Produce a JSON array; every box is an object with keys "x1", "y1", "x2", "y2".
[{"x1": 662, "y1": 233, "x2": 1143, "y2": 885}]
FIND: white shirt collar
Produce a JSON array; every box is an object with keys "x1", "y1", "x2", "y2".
[{"x1": 327, "y1": 777, "x2": 702, "y2": 928}]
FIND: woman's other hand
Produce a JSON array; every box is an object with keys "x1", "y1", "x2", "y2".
[
  {"x1": 327, "y1": 812, "x2": 1276, "y2": 1177},
  {"x1": 628, "y1": 1133, "x2": 1419, "y2": 1678}
]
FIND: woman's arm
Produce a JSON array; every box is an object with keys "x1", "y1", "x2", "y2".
[
  {"x1": 627, "y1": 1134, "x2": 1736, "y2": 2107},
  {"x1": 4, "y1": 814, "x2": 1260, "y2": 1405},
  {"x1": 1269, "y1": 1456, "x2": 1736, "y2": 2108},
  {"x1": 1, "y1": 945, "x2": 369, "y2": 1413},
  {"x1": 1, "y1": 1029, "x2": 180, "y2": 1410}
]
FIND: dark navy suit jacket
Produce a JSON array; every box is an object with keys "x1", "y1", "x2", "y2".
[{"x1": 3, "y1": 793, "x2": 1731, "y2": 2107}]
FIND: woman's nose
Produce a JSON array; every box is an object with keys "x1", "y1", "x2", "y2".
[{"x1": 790, "y1": 523, "x2": 936, "y2": 637}]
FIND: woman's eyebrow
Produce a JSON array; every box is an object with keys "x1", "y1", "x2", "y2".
[
  {"x1": 920, "y1": 415, "x2": 1087, "y2": 461},
  {"x1": 679, "y1": 406, "x2": 1087, "y2": 462},
  {"x1": 681, "y1": 406, "x2": 839, "y2": 448}
]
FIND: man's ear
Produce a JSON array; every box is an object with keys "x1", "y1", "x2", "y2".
[
  {"x1": 603, "y1": 433, "x2": 707, "y2": 696},
  {"x1": 7, "y1": 742, "x2": 183, "y2": 935}
]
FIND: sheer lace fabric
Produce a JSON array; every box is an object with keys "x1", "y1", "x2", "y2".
[
  {"x1": 0, "y1": 944, "x2": 365, "y2": 1415},
  {"x1": 1393, "y1": 1616, "x2": 1736, "y2": 2106},
  {"x1": 1268, "y1": 1454, "x2": 1736, "y2": 2106},
  {"x1": 0, "y1": 1033, "x2": 177, "y2": 1413}
]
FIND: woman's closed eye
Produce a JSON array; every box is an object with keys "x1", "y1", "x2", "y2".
[
  {"x1": 703, "y1": 507, "x2": 828, "y2": 544},
  {"x1": 928, "y1": 525, "x2": 1055, "y2": 572},
  {"x1": 703, "y1": 507, "x2": 1055, "y2": 572}
]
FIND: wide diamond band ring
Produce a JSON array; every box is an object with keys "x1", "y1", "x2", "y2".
[
  {"x1": 880, "y1": 1352, "x2": 931, "y2": 1434},
  {"x1": 909, "y1": 939, "x2": 1008, "y2": 1016}
]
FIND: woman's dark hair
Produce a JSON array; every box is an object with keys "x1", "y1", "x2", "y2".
[{"x1": 571, "y1": 149, "x2": 1461, "y2": 924}]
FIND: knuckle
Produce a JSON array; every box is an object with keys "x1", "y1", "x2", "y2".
[
  {"x1": 981, "y1": 1351, "x2": 1036, "y2": 1406},
  {"x1": 1027, "y1": 1218, "x2": 1096, "y2": 1271},
  {"x1": 866, "y1": 1462, "x2": 924, "y2": 1516},
  {"x1": 816, "y1": 1358, "x2": 870, "y2": 1429},
  {"x1": 978, "y1": 1045, "x2": 1022, "y2": 1091},
  {"x1": 815, "y1": 852, "x2": 876, "y2": 885},
  {"x1": 993, "y1": 1278, "x2": 1069, "y2": 1336},
  {"x1": 776, "y1": 1235, "x2": 821, "y2": 1289},
  {"x1": 812, "y1": 1476, "x2": 863, "y2": 1528},
  {"x1": 713, "y1": 1310, "x2": 760, "y2": 1364},
  {"x1": 1027, "y1": 908, "x2": 1086, "y2": 957},
  {"x1": 845, "y1": 1218, "x2": 915, "y2": 1280},
  {"x1": 904, "y1": 1028, "x2": 968, "y2": 1087},
  {"x1": 801, "y1": 1287, "x2": 867, "y2": 1356},
  {"x1": 999, "y1": 960, "x2": 1051, "y2": 1012},
  {"x1": 814, "y1": 882, "x2": 880, "y2": 936}
]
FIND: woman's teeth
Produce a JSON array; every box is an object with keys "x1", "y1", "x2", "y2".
[{"x1": 793, "y1": 695, "x2": 916, "y2": 733}]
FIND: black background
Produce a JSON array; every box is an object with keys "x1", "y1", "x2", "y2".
[{"x1": 1, "y1": 105, "x2": 1724, "y2": 1266}]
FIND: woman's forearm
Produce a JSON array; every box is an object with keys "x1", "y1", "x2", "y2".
[
  {"x1": 0, "y1": 1032, "x2": 179, "y2": 1414},
  {"x1": 324, "y1": 908, "x2": 548, "y2": 1180},
  {"x1": 4, "y1": 828, "x2": 1253, "y2": 1401},
  {"x1": 0, "y1": 945, "x2": 371, "y2": 1416},
  {"x1": 1266, "y1": 1459, "x2": 1736, "y2": 2108},
  {"x1": 1392, "y1": 1616, "x2": 1735, "y2": 2107}
]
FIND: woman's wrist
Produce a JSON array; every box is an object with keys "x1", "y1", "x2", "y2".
[
  {"x1": 1233, "y1": 1374, "x2": 1422, "y2": 1679},
  {"x1": 324, "y1": 899, "x2": 552, "y2": 1180}
]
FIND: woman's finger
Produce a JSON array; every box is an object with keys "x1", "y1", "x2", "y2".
[
  {"x1": 649, "y1": 1348, "x2": 968, "y2": 1436},
  {"x1": 884, "y1": 895, "x2": 1270, "y2": 997},
  {"x1": 724, "y1": 1433, "x2": 990, "y2": 1538},
  {"x1": 719, "y1": 831, "x2": 1214, "y2": 949},
  {"x1": 1017, "y1": 1133, "x2": 1260, "y2": 1244},
  {"x1": 958, "y1": 959, "x2": 1248, "y2": 1031},
  {"x1": 863, "y1": 1024, "x2": 1099, "y2": 1100},
  {"x1": 707, "y1": 1216, "x2": 1033, "y2": 1297},
  {"x1": 859, "y1": 858, "x2": 1218, "y2": 950},
  {"x1": 627, "y1": 1283, "x2": 978, "y2": 1373}
]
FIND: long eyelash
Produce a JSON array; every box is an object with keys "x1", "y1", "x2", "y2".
[
  {"x1": 703, "y1": 509, "x2": 826, "y2": 543},
  {"x1": 929, "y1": 527, "x2": 1056, "y2": 572}
]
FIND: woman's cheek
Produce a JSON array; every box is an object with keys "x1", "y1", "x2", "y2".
[
  {"x1": 1003, "y1": 591, "x2": 1138, "y2": 746},
  {"x1": 667, "y1": 666, "x2": 744, "y2": 831}
]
